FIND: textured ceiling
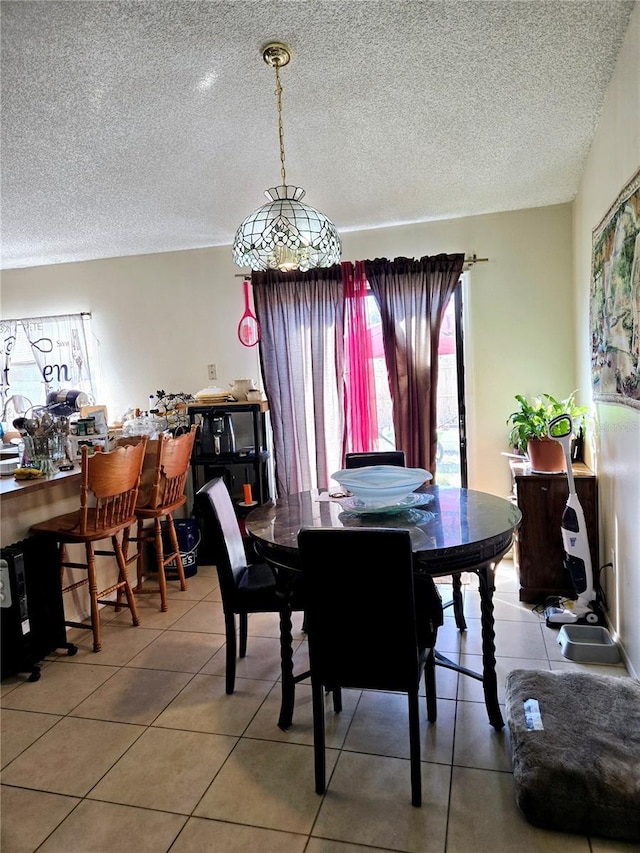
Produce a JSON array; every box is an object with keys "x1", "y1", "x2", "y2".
[{"x1": 0, "y1": 0, "x2": 634, "y2": 270}]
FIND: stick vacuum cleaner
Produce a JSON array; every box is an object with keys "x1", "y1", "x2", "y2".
[{"x1": 543, "y1": 414, "x2": 602, "y2": 627}]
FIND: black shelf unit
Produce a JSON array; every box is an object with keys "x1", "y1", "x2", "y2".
[{"x1": 188, "y1": 402, "x2": 271, "y2": 509}]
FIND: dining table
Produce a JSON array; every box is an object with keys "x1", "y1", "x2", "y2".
[{"x1": 245, "y1": 485, "x2": 522, "y2": 731}]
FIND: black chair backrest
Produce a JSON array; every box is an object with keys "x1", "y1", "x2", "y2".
[
  {"x1": 298, "y1": 527, "x2": 421, "y2": 692},
  {"x1": 344, "y1": 451, "x2": 406, "y2": 469},
  {"x1": 196, "y1": 477, "x2": 247, "y2": 602}
]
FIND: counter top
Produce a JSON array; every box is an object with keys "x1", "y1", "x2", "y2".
[
  {"x1": 509, "y1": 460, "x2": 594, "y2": 478},
  {"x1": 0, "y1": 466, "x2": 81, "y2": 500},
  {"x1": 2, "y1": 463, "x2": 99, "y2": 625}
]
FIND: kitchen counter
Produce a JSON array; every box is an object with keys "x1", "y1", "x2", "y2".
[
  {"x1": 1, "y1": 465, "x2": 125, "y2": 627},
  {"x1": 1, "y1": 465, "x2": 80, "y2": 500},
  {"x1": 1, "y1": 467, "x2": 81, "y2": 545}
]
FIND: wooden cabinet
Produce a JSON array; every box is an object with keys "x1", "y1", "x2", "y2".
[{"x1": 512, "y1": 463, "x2": 598, "y2": 603}]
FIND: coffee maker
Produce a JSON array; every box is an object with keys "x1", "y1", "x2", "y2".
[{"x1": 200, "y1": 412, "x2": 235, "y2": 456}]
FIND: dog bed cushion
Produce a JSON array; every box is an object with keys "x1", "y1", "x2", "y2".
[{"x1": 505, "y1": 669, "x2": 640, "y2": 842}]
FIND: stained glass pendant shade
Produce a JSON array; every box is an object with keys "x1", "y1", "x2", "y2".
[{"x1": 232, "y1": 44, "x2": 341, "y2": 273}]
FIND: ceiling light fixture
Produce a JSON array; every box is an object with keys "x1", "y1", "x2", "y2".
[{"x1": 232, "y1": 42, "x2": 341, "y2": 273}]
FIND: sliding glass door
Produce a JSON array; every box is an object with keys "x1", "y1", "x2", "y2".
[
  {"x1": 435, "y1": 280, "x2": 467, "y2": 487},
  {"x1": 363, "y1": 279, "x2": 467, "y2": 485}
]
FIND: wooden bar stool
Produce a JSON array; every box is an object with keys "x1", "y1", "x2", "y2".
[
  {"x1": 122, "y1": 425, "x2": 197, "y2": 612},
  {"x1": 30, "y1": 440, "x2": 148, "y2": 652}
]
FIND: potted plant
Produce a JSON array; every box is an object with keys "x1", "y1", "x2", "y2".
[{"x1": 506, "y1": 392, "x2": 589, "y2": 473}]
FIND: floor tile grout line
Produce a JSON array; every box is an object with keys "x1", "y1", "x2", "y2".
[
  {"x1": 443, "y1": 682, "x2": 463, "y2": 853},
  {"x1": 16, "y1": 785, "x2": 87, "y2": 853}
]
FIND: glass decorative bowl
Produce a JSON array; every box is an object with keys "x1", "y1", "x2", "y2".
[
  {"x1": 338, "y1": 492, "x2": 435, "y2": 515},
  {"x1": 330, "y1": 465, "x2": 432, "y2": 507}
]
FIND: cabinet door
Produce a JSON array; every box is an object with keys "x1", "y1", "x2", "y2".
[{"x1": 515, "y1": 475, "x2": 597, "y2": 603}]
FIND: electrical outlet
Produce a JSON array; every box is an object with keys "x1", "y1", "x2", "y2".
[{"x1": 208, "y1": 364, "x2": 217, "y2": 381}]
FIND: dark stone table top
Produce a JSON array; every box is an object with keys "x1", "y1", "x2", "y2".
[{"x1": 246, "y1": 486, "x2": 522, "y2": 577}]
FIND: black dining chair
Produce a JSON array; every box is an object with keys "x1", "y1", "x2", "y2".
[
  {"x1": 298, "y1": 526, "x2": 441, "y2": 807},
  {"x1": 342, "y1": 450, "x2": 466, "y2": 630},
  {"x1": 344, "y1": 450, "x2": 406, "y2": 468},
  {"x1": 196, "y1": 477, "x2": 304, "y2": 694}
]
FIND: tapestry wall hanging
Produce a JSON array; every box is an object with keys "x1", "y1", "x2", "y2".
[{"x1": 590, "y1": 167, "x2": 640, "y2": 409}]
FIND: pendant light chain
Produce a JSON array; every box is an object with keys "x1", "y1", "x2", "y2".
[
  {"x1": 274, "y1": 62, "x2": 287, "y2": 187},
  {"x1": 232, "y1": 40, "x2": 341, "y2": 271}
]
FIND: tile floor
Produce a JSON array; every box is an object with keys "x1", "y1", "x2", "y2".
[{"x1": 1, "y1": 559, "x2": 636, "y2": 853}]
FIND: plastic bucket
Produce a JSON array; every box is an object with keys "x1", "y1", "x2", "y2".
[{"x1": 158, "y1": 518, "x2": 200, "y2": 578}]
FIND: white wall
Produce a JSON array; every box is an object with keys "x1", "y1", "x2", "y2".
[
  {"x1": 1, "y1": 247, "x2": 262, "y2": 421},
  {"x1": 573, "y1": 2, "x2": 640, "y2": 677}
]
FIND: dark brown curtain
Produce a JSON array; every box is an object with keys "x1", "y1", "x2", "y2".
[
  {"x1": 252, "y1": 266, "x2": 345, "y2": 495},
  {"x1": 365, "y1": 254, "x2": 464, "y2": 472}
]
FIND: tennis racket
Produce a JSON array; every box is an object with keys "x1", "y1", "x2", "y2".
[{"x1": 237, "y1": 279, "x2": 261, "y2": 347}]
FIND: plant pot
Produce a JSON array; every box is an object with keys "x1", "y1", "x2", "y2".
[{"x1": 527, "y1": 437, "x2": 566, "y2": 474}]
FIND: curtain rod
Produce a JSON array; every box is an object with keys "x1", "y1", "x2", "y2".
[
  {"x1": 235, "y1": 256, "x2": 488, "y2": 278},
  {"x1": 3, "y1": 311, "x2": 92, "y2": 323},
  {"x1": 463, "y1": 254, "x2": 489, "y2": 267}
]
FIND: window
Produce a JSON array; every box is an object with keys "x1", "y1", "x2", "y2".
[
  {"x1": 360, "y1": 281, "x2": 466, "y2": 485},
  {"x1": 1, "y1": 313, "x2": 98, "y2": 422},
  {"x1": 3, "y1": 324, "x2": 43, "y2": 413},
  {"x1": 365, "y1": 293, "x2": 395, "y2": 451},
  {"x1": 435, "y1": 282, "x2": 466, "y2": 487}
]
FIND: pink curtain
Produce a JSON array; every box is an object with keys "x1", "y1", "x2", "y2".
[{"x1": 342, "y1": 261, "x2": 378, "y2": 453}]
